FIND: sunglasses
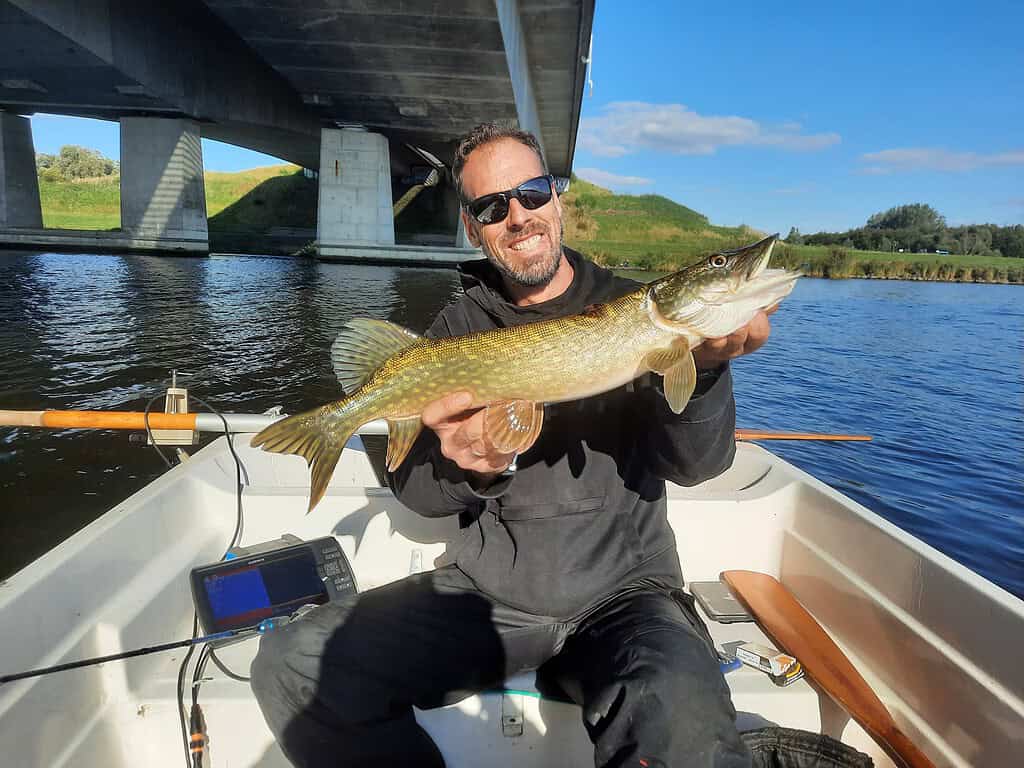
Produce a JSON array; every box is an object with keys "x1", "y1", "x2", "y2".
[{"x1": 463, "y1": 174, "x2": 555, "y2": 225}]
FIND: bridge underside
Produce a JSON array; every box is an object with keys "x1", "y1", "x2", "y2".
[{"x1": 0, "y1": 0, "x2": 594, "y2": 257}]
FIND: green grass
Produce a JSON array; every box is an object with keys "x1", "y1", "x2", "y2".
[
  {"x1": 39, "y1": 177, "x2": 120, "y2": 229},
  {"x1": 37, "y1": 164, "x2": 313, "y2": 233},
  {"x1": 36, "y1": 165, "x2": 1022, "y2": 282},
  {"x1": 206, "y1": 166, "x2": 316, "y2": 233},
  {"x1": 562, "y1": 176, "x2": 764, "y2": 270}
]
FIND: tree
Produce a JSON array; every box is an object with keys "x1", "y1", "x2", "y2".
[
  {"x1": 57, "y1": 145, "x2": 117, "y2": 178},
  {"x1": 866, "y1": 203, "x2": 945, "y2": 232},
  {"x1": 785, "y1": 227, "x2": 804, "y2": 245},
  {"x1": 992, "y1": 224, "x2": 1024, "y2": 258}
]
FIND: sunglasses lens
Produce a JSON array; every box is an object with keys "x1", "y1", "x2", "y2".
[
  {"x1": 516, "y1": 176, "x2": 553, "y2": 210},
  {"x1": 470, "y1": 195, "x2": 508, "y2": 224},
  {"x1": 467, "y1": 176, "x2": 552, "y2": 223}
]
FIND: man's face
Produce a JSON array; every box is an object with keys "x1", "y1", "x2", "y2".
[{"x1": 460, "y1": 139, "x2": 564, "y2": 287}]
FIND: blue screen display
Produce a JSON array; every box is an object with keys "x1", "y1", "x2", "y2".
[{"x1": 205, "y1": 566, "x2": 271, "y2": 621}]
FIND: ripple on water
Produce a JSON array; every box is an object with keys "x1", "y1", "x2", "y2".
[{"x1": 0, "y1": 255, "x2": 1021, "y2": 596}]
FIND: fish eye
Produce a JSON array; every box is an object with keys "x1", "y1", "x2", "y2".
[{"x1": 709, "y1": 254, "x2": 727, "y2": 268}]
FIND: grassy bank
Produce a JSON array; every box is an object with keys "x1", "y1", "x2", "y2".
[
  {"x1": 561, "y1": 177, "x2": 1020, "y2": 283},
  {"x1": 38, "y1": 164, "x2": 312, "y2": 232},
  {"x1": 771, "y1": 243, "x2": 1022, "y2": 283},
  {"x1": 36, "y1": 165, "x2": 1021, "y2": 282}
]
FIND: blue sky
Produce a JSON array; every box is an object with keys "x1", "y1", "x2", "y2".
[
  {"x1": 29, "y1": 0, "x2": 1023, "y2": 234},
  {"x1": 574, "y1": 0, "x2": 1023, "y2": 232}
]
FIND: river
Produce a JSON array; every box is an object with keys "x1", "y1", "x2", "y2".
[{"x1": 1, "y1": 250, "x2": 1021, "y2": 598}]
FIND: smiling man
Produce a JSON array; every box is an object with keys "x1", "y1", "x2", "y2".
[{"x1": 251, "y1": 124, "x2": 775, "y2": 767}]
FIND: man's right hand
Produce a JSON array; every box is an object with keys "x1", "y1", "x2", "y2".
[{"x1": 421, "y1": 391, "x2": 516, "y2": 482}]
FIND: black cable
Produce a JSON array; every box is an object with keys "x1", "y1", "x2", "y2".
[
  {"x1": 208, "y1": 647, "x2": 251, "y2": 682},
  {"x1": 177, "y1": 614, "x2": 199, "y2": 768},
  {"x1": 144, "y1": 392, "x2": 174, "y2": 469},
  {"x1": 189, "y1": 394, "x2": 245, "y2": 550},
  {"x1": 174, "y1": 392, "x2": 247, "y2": 765}
]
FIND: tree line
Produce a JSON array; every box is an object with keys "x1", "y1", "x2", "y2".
[
  {"x1": 786, "y1": 203, "x2": 1024, "y2": 259},
  {"x1": 36, "y1": 145, "x2": 118, "y2": 182}
]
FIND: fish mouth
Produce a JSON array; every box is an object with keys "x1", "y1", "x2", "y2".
[{"x1": 719, "y1": 233, "x2": 779, "y2": 282}]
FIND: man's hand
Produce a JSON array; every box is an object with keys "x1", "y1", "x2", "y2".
[
  {"x1": 421, "y1": 391, "x2": 516, "y2": 483},
  {"x1": 692, "y1": 306, "x2": 777, "y2": 370}
]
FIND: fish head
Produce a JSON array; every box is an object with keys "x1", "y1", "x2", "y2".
[{"x1": 647, "y1": 234, "x2": 801, "y2": 340}]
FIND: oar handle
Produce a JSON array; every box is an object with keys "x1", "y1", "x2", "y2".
[
  {"x1": 735, "y1": 430, "x2": 872, "y2": 441},
  {"x1": 1, "y1": 411, "x2": 872, "y2": 442},
  {"x1": 0, "y1": 409, "x2": 199, "y2": 431}
]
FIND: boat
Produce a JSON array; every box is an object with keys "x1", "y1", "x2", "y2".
[{"x1": 1, "y1": 425, "x2": 1021, "y2": 767}]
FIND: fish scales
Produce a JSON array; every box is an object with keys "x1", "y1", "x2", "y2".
[{"x1": 252, "y1": 235, "x2": 800, "y2": 511}]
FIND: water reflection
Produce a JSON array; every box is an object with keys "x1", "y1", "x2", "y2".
[{"x1": 0, "y1": 251, "x2": 1020, "y2": 599}]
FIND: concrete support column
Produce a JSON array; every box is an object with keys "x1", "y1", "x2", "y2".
[
  {"x1": 317, "y1": 128, "x2": 394, "y2": 256},
  {"x1": 119, "y1": 117, "x2": 207, "y2": 247},
  {"x1": 0, "y1": 113, "x2": 43, "y2": 229}
]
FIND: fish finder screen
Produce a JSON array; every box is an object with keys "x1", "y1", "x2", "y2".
[{"x1": 204, "y1": 550, "x2": 328, "y2": 630}]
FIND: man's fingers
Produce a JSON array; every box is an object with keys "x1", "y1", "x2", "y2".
[
  {"x1": 743, "y1": 311, "x2": 771, "y2": 355},
  {"x1": 421, "y1": 390, "x2": 474, "y2": 429}
]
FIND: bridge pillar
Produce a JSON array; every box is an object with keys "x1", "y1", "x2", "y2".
[
  {"x1": 0, "y1": 113, "x2": 43, "y2": 229},
  {"x1": 317, "y1": 127, "x2": 394, "y2": 259},
  {"x1": 119, "y1": 118, "x2": 208, "y2": 252}
]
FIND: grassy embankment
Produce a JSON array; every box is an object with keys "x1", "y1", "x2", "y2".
[
  {"x1": 560, "y1": 176, "x2": 1021, "y2": 283},
  {"x1": 38, "y1": 166, "x2": 1020, "y2": 282},
  {"x1": 38, "y1": 163, "x2": 315, "y2": 231}
]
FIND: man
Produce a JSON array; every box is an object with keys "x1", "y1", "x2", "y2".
[{"x1": 251, "y1": 124, "x2": 773, "y2": 767}]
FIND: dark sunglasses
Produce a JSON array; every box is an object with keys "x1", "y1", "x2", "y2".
[{"x1": 463, "y1": 174, "x2": 555, "y2": 225}]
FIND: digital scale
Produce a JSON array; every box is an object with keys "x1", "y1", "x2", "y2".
[{"x1": 189, "y1": 535, "x2": 358, "y2": 638}]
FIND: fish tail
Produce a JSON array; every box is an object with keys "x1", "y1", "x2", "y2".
[{"x1": 250, "y1": 403, "x2": 364, "y2": 513}]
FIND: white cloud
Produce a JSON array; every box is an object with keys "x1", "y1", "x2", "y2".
[
  {"x1": 860, "y1": 147, "x2": 1024, "y2": 174},
  {"x1": 578, "y1": 102, "x2": 840, "y2": 158},
  {"x1": 575, "y1": 167, "x2": 653, "y2": 187}
]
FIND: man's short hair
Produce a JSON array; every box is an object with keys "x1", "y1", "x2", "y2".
[{"x1": 453, "y1": 123, "x2": 546, "y2": 202}]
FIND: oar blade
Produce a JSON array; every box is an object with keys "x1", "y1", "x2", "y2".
[{"x1": 722, "y1": 570, "x2": 935, "y2": 768}]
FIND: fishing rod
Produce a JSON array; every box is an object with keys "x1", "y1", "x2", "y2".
[
  {"x1": 0, "y1": 623, "x2": 277, "y2": 685},
  {"x1": 0, "y1": 409, "x2": 872, "y2": 442}
]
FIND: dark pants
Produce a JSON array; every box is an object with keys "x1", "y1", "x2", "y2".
[{"x1": 250, "y1": 565, "x2": 750, "y2": 768}]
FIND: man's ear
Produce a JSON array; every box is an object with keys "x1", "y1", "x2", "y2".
[{"x1": 460, "y1": 210, "x2": 481, "y2": 247}]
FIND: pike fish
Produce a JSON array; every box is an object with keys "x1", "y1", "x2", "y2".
[{"x1": 252, "y1": 234, "x2": 799, "y2": 511}]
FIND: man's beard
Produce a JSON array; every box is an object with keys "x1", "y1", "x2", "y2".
[{"x1": 485, "y1": 221, "x2": 564, "y2": 288}]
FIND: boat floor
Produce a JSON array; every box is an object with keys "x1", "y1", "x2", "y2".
[{"x1": 6, "y1": 436, "x2": 1021, "y2": 766}]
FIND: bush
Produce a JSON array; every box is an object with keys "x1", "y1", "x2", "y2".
[
  {"x1": 36, "y1": 145, "x2": 118, "y2": 180},
  {"x1": 823, "y1": 248, "x2": 854, "y2": 278}
]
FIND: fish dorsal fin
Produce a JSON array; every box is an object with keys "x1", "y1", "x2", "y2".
[
  {"x1": 386, "y1": 417, "x2": 423, "y2": 471},
  {"x1": 484, "y1": 400, "x2": 545, "y2": 454},
  {"x1": 644, "y1": 340, "x2": 696, "y2": 414},
  {"x1": 331, "y1": 318, "x2": 420, "y2": 394}
]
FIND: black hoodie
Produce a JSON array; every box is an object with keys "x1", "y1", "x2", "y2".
[{"x1": 388, "y1": 248, "x2": 737, "y2": 618}]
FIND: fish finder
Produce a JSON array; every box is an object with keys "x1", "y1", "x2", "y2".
[{"x1": 190, "y1": 535, "x2": 357, "y2": 637}]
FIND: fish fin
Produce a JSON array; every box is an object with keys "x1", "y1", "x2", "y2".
[
  {"x1": 484, "y1": 400, "x2": 545, "y2": 454},
  {"x1": 250, "y1": 405, "x2": 360, "y2": 512},
  {"x1": 662, "y1": 352, "x2": 698, "y2": 414},
  {"x1": 386, "y1": 417, "x2": 423, "y2": 471},
  {"x1": 331, "y1": 318, "x2": 421, "y2": 395},
  {"x1": 643, "y1": 338, "x2": 691, "y2": 374}
]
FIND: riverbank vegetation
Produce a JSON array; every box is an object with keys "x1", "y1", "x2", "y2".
[
  {"x1": 561, "y1": 177, "x2": 1020, "y2": 283},
  {"x1": 33, "y1": 148, "x2": 1020, "y2": 283}
]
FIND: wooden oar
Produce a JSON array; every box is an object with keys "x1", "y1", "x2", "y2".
[
  {"x1": 735, "y1": 429, "x2": 871, "y2": 442},
  {"x1": 0, "y1": 409, "x2": 872, "y2": 442},
  {"x1": 722, "y1": 570, "x2": 935, "y2": 768}
]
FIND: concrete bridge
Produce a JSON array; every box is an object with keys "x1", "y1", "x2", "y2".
[{"x1": 0, "y1": 0, "x2": 594, "y2": 260}]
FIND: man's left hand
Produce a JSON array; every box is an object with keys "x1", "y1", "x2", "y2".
[{"x1": 692, "y1": 306, "x2": 777, "y2": 370}]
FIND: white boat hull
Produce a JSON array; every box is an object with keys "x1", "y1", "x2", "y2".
[{"x1": 1, "y1": 437, "x2": 1021, "y2": 767}]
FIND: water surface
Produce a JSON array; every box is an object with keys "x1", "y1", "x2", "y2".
[{"x1": 1, "y1": 251, "x2": 1020, "y2": 598}]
